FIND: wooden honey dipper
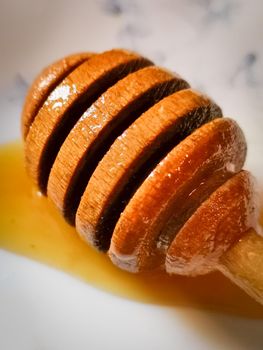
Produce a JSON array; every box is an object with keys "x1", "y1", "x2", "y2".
[{"x1": 22, "y1": 49, "x2": 263, "y2": 305}]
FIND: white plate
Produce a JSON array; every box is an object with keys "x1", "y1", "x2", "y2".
[{"x1": 0, "y1": 1, "x2": 263, "y2": 349}]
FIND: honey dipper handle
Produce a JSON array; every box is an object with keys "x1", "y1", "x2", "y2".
[{"x1": 218, "y1": 228, "x2": 263, "y2": 305}]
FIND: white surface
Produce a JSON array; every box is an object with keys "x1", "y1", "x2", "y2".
[{"x1": 0, "y1": 0, "x2": 263, "y2": 349}]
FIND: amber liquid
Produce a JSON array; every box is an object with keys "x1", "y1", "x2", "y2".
[{"x1": 1, "y1": 142, "x2": 263, "y2": 318}]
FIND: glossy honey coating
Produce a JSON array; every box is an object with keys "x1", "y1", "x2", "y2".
[
  {"x1": 22, "y1": 52, "x2": 93, "y2": 139},
  {"x1": 76, "y1": 89, "x2": 222, "y2": 252},
  {"x1": 25, "y1": 49, "x2": 152, "y2": 193},
  {"x1": 22, "y1": 49, "x2": 258, "y2": 281},
  {"x1": 109, "y1": 118, "x2": 246, "y2": 272},
  {"x1": 48, "y1": 66, "x2": 188, "y2": 225},
  {"x1": 166, "y1": 170, "x2": 257, "y2": 276}
]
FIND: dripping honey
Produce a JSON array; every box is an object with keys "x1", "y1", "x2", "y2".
[{"x1": 0, "y1": 142, "x2": 263, "y2": 317}]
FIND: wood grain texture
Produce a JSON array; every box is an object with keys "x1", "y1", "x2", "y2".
[
  {"x1": 48, "y1": 66, "x2": 188, "y2": 224},
  {"x1": 109, "y1": 118, "x2": 247, "y2": 272},
  {"x1": 22, "y1": 52, "x2": 93, "y2": 139},
  {"x1": 75, "y1": 89, "x2": 220, "y2": 250},
  {"x1": 219, "y1": 228, "x2": 263, "y2": 306},
  {"x1": 166, "y1": 171, "x2": 257, "y2": 276},
  {"x1": 25, "y1": 49, "x2": 152, "y2": 193}
]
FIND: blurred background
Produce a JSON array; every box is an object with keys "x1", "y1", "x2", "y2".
[
  {"x1": 0, "y1": 1, "x2": 263, "y2": 349},
  {"x1": 0, "y1": 0, "x2": 262, "y2": 182}
]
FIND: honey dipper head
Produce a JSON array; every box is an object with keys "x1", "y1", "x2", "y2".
[{"x1": 22, "y1": 49, "x2": 257, "y2": 280}]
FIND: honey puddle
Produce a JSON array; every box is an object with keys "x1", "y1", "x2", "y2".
[{"x1": 1, "y1": 141, "x2": 263, "y2": 318}]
